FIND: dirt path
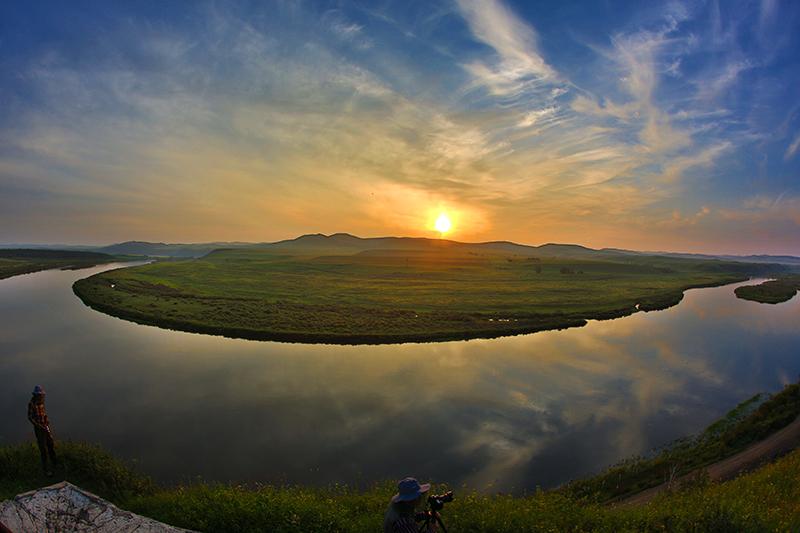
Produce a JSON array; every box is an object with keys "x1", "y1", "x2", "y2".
[{"x1": 617, "y1": 415, "x2": 800, "y2": 506}]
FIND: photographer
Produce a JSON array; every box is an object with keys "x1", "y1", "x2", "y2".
[{"x1": 383, "y1": 477, "x2": 436, "y2": 533}]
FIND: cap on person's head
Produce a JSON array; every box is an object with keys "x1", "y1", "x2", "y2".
[
  {"x1": 391, "y1": 477, "x2": 430, "y2": 503},
  {"x1": 32, "y1": 385, "x2": 45, "y2": 396}
]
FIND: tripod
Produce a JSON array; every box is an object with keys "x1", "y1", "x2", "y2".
[{"x1": 417, "y1": 509, "x2": 447, "y2": 533}]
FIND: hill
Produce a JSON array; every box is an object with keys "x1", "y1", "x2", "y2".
[
  {"x1": 7, "y1": 233, "x2": 799, "y2": 264},
  {"x1": 96, "y1": 241, "x2": 253, "y2": 258},
  {"x1": 605, "y1": 248, "x2": 800, "y2": 266},
  {"x1": 258, "y1": 233, "x2": 628, "y2": 260}
]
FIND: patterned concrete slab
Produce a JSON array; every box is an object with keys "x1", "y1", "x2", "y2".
[{"x1": 0, "y1": 481, "x2": 193, "y2": 532}]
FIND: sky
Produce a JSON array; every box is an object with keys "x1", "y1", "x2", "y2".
[{"x1": 0, "y1": 0, "x2": 799, "y2": 254}]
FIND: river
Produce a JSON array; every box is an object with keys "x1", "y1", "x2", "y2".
[{"x1": 1, "y1": 263, "x2": 798, "y2": 491}]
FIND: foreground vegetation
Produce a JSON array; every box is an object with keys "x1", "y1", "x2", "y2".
[
  {"x1": 734, "y1": 275, "x2": 800, "y2": 304},
  {"x1": 2, "y1": 442, "x2": 799, "y2": 532},
  {"x1": 3, "y1": 384, "x2": 799, "y2": 531},
  {"x1": 71, "y1": 238, "x2": 786, "y2": 343},
  {"x1": 0, "y1": 249, "x2": 124, "y2": 280},
  {"x1": 562, "y1": 382, "x2": 800, "y2": 503}
]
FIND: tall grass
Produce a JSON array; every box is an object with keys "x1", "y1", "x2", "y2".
[
  {"x1": 2, "y1": 440, "x2": 799, "y2": 532},
  {"x1": 0, "y1": 441, "x2": 153, "y2": 502}
]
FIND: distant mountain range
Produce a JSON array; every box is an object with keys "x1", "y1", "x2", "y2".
[
  {"x1": 96, "y1": 240, "x2": 254, "y2": 258},
  {"x1": 2, "y1": 233, "x2": 799, "y2": 265},
  {"x1": 263, "y1": 233, "x2": 608, "y2": 259}
]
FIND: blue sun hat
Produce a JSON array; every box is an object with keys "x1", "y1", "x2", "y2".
[
  {"x1": 391, "y1": 477, "x2": 430, "y2": 503},
  {"x1": 32, "y1": 385, "x2": 45, "y2": 395}
]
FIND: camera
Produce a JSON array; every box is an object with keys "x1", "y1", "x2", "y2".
[{"x1": 427, "y1": 490, "x2": 454, "y2": 511}]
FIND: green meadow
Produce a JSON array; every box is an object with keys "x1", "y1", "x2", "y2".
[{"x1": 72, "y1": 240, "x2": 783, "y2": 343}]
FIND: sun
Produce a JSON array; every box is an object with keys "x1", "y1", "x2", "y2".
[{"x1": 434, "y1": 212, "x2": 452, "y2": 235}]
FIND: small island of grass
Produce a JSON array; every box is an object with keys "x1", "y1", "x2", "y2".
[
  {"x1": 71, "y1": 234, "x2": 785, "y2": 344},
  {"x1": 734, "y1": 275, "x2": 800, "y2": 304}
]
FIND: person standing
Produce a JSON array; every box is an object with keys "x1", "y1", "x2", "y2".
[{"x1": 27, "y1": 385, "x2": 58, "y2": 476}]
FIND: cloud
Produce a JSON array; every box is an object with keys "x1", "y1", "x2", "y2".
[
  {"x1": 570, "y1": 95, "x2": 636, "y2": 120},
  {"x1": 785, "y1": 133, "x2": 800, "y2": 160},
  {"x1": 661, "y1": 206, "x2": 712, "y2": 228},
  {"x1": 456, "y1": 0, "x2": 558, "y2": 97},
  {"x1": 721, "y1": 194, "x2": 800, "y2": 227},
  {"x1": 661, "y1": 142, "x2": 732, "y2": 181},
  {"x1": 516, "y1": 106, "x2": 557, "y2": 128},
  {"x1": 326, "y1": 11, "x2": 373, "y2": 49},
  {"x1": 695, "y1": 60, "x2": 753, "y2": 101},
  {"x1": 605, "y1": 17, "x2": 693, "y2": 154}
]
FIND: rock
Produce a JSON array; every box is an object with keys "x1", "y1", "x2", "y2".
[{"x1": 0, "y1": 481, "x2": 192, "y2": 532}]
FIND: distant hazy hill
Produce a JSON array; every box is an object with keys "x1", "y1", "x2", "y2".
[
  {"x1": 255, "y1": 233, "x2": 800, "y2": 266},
  {"x1": 96, "y1": 241, "x2": 253, "y2": 258},
  {"x1": 260, "y1": 232, "x2": 616, "y2": 259},
  {"x1": 667, "y1": 252, "x2": 800, "y2": 265},
  {"x1": 603, "y1": 247, "x2": 800, "y2": 265}
]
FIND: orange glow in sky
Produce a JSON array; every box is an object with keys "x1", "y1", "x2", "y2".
[{"x1": 2, "y1": 1, "x2": 799, "y2": 256}]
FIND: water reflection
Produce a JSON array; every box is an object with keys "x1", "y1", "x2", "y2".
[{"x1": 1, "y1": 264, "x2": 798, "y2": 491}]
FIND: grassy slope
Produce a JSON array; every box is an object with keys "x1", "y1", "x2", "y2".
[
  {"x1": 561, "y1": 382, "x2": 800, "y2": 503},
  {"x1": 2, "y1": 444, "x2": 799, "y2": 532},
  {"x1": 735, "y1": 275, "x2": 800, "y2": 304},
  {"x1": 124, "y1": 451, "x2": 800, "y2": 532},
  {"x1": 0, "y1": 249, "x2": 123, "y2": 280},
  {"x1": 71, "y1": 247, "x2": 772, "y2": 344}
]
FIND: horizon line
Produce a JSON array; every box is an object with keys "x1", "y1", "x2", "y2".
[{"x1": 1, "y1": 232, "x2": 799, "y2": 259}]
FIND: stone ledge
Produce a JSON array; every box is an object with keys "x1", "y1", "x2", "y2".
[{"x1": 0, "y1": 481, "x2": 192, "y2": 532}]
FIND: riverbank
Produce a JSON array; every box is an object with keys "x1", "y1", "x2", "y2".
[
  {"x1": 3, "y1": 384, "x2": 799, "y2": 532},
  {"x1": 0, "y1": 250, "x2": 131, "y2": 280}
]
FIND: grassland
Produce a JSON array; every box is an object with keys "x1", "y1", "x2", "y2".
[
  {"x1": 3, "y1": 384, "x2": 799, "y2": 532},
  {"x1": 71, "y1": 238, "x2": 783, "y2": 343},
  {"x1": 734, "y1": 275, "x2": 800, "y2": 304},
  {"x1": 0, "y1": 249, "x2": 124, "y2": 280}
]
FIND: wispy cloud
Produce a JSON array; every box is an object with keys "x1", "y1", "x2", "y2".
[
  {"x1": 695, "y1": 60, "x2": 753, "y2": 101},
  {"x1": 785, "y1": 133, "x2": 800, "y2": 160},
  {"x1": 661, "y1": 142, "x2": 732, "y2": 181},
  {"x1": 516, "y1": 106, "x2": 556, "y2": 128},
  {"x1": 456, "y1": 0, "x2": 558, "y2": 98},
  {"x1": 325, "y1": 11, "x2": 373, "y2": 49}
]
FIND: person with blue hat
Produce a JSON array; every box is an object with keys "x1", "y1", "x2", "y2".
[
  {"x1": 383, "y1": 477, "x2": 434, "y2": 532},
  {"x1": 27, "y1": 385, "x2": 58, "y2": 476}
]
